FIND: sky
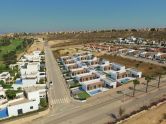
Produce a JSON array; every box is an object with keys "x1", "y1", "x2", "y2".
[{"x1": 0, "y1": 0, "x2": 166, "y2": 33}]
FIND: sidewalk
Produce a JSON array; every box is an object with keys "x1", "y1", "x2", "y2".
[
  {"x1": 87, "y1": 77, "x2": 145, "y2": 102},
  {"x1": 2, "y1": 109, "x2": 50, "y2": 124}
]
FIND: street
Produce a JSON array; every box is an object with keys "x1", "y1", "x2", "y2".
[{"x1": 44, "y1": 44, "x2": 74, "y2": 113}]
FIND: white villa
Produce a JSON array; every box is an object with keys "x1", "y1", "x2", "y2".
[
  {"x1": 0, "y1": 72, "x2": 11, "y2": 83},
  {"x1": 60, "y1": 52, "x2": 142, "y2": 96}
]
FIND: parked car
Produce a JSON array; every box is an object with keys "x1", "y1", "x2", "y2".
[{"x1": 49, "y1": 81, "x2": 53, "y2": 85}]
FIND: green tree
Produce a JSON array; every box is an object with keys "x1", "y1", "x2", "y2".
[
  {"x1": 6, "y1": 90, "x2": 16, "y2": 100},
  {"x1": 40, "y1": 98, "x2": 47, "y2": 108},
  {"x1": 132, "y1": 79, "x2": 140, "y2": 97},
  {"x1": 39, "y1": 79, "x2": 45, "y2": 84}
]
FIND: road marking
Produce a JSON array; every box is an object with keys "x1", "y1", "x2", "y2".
[{"x1": 51, "y1": 98, "x2": 70, "y2": 105}]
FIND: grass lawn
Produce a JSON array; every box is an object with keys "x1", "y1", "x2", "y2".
[
  {"x1": 0, "y1": 81, "x2": 12, "y2": 89},
  {"x1": 0, "y1": 39, "x2": 24, "y2": 60},
  {"x1": 69, "y1": 83, "x2": 82, "y2": 88},
  {"x1": 3, "y1": 84, "x2": 12, "y2": 89},
  {"x1": 0, "y1": 39, "x2": 25, "y2": 72},
  {"x1": 100, "y1": 54, "x2": 166, "y2": 77},
  {"x1": 77, "y1": 91, "x2": 90, "y2": 100}
]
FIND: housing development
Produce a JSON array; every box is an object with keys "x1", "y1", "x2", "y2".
[
  {"x1": 0, "y1": 31, "x2": 166, "y2": 124},
  {"x1": 59, "y1": 52, "x2": 142, "y2": 98},
  {"x1": 0, "y1": 1, "x2": 166, "y2": 123},
  {"x1": 0, "y1": 49, "x2": 47, "y2": 118}
]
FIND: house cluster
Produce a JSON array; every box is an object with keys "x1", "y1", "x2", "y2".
[
  {"x1": 118, "y1": 48, "x2": 166, "y2": 62},
  {"x1": 116, "y1": 36, "x2": 145, "y2": 44},
  {"x1": 84, "y1": 43, "x2": 166, "y2": 63},
  {"x1": 60, "y1": 52, "x2": 142, "y2": 96},
  {"x1": 0, "y1": 51, "x2": 47, "y2": 119},
  {"x1": 111, "y1": 36, "x2": 166, "y2": 46},
  {"x1": 12, "y1": 51, "x2": 46, "y2": 90}
]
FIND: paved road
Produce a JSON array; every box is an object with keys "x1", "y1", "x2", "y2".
[
  {"x1": 31, "y1": 82, "x2": 166, "y2": 124},
  {"x1": 28, "y1": 44, "x2": 166, "y2": 124},
  {"x1": 121, "y1": 55, "x2": 166, "y2": 67},
  {"x1": 44, "y1": 44, "x2": 73, "y2": 112}
]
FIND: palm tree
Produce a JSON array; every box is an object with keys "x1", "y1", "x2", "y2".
[
  {"x1": 157, "y1": 73, "x2": 162, "y2": 88},
  {"x1": 132, "y1": 79, "x2": 140, "y2": 97},
  {"x1": 119, "y1": 107, "x2": 125, "y2": 118},
  {"x1": 145, "y1": 76, "x2": 151, "y2": 93}
]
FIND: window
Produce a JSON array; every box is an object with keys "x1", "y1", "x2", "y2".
[
  {"x1": 17, "y1": 109, "x2": 23, "y2": 115},
  {"x1": 30, "y1": 106, "x2": 33, "y2": 109}
]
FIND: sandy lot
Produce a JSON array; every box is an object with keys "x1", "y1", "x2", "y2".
[
  {"x1": 48, "y1": 39, "x2": 72, "y2": 47},
  {"x1": 121, "y1": 103, "x2": 166, "y2": 124},
  {"x1": 53, "y1": 47, "x2": 86, "y2": 57},
  {"x1": 27, "y1": 41, "x2": 44, "y2": 53}
]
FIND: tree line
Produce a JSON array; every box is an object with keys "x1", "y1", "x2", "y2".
[{"x1": 0, "y1": 38, "x2": 11, "y2": 46}]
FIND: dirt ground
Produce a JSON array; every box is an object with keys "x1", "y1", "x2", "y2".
[
  {"x1": 121, "y1": 103, "x2": 166, "y2": 124},
  {"x1": 48, "y1": 39, "x2": 72, "y2": 47},
  {"x1": 27, "y1": 41, "x2": 44, "y2": 53},
  {"x1": 99, "y1": 54, "x2": 166, "y2": 77},
  {"x1": 53, "y1": 47, "x2": 86, "y2": 58}
]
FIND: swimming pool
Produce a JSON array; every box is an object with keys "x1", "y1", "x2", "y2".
[
  {"x1": 120, "y1": 78, "x2": 130, "y2": 84},
  {"x1": 16, "y1": 79, "x2": 22, "y2": 84},
  {"x1": 88, "y1": 89, "x2": 102, "y2": 96}
]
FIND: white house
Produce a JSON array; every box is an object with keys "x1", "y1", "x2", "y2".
[
  {"x1": 126, "y1": 68, "x2": 142, "y2": 78},
  {"x1": 111, "y1": 63, "x2": 126, "y2": 71},
  {"x1": 0, "y1": 87, "x2": 7, "y2": 105},
  {"x1": 20, "y1": 62, "x2": 40, "y2": 78},
  {"x1": 7, "y1": 100, "x2": 39, "y2": 117},
  {"x1": 21, "y1": 51, "x2": 41, "y2": 62},
  {"x1": 101, "y1": 78, "x2": 117, "y2": 88},
  {"x1": 7, "y1": 89, "x2": 40, "y2": 117},
  {"x1": 0, "y1": 72, "x2": 11, "y2": 83},
  {"x1": 81, "y1": 78, "x2": 104, "y2": 91},
  {"x1": 98, "y1": 60, "x2": 111, "y2": 71},
  {"x1": 24, "y1": 86, "x2": 46, "y2": 99}
]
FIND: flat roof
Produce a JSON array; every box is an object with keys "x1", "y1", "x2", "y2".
[
  {"x1": 76, "y1": 72, "x2": 93, "y2": 78},
  {"x1": 66, "y1": 63, "x2": 77, "y2": 66},
  {"x1": 70, "y1": 68, "x2": 85, "y2": 72},
  {"x1": 112, "y1": 63, "x2": 124, "y2": 68},
  {"x1": 102, "y1": 78, "x2": 116, "y2": 83},
  {"x1": 127, "y1": 68, "x2": 141, "y2": 73},
  {"x1": 24, "y1": 86, "x2": 45, "y2": 92},
  {"x1": 81, "y1": 78, "x2": 101, "y2": 85},
  {"x1": 106, "y1": 69, "x2": 126, "y2": 74},
  {"x1": 8, "y1": 98, "x2": 34, "y2": 106}
]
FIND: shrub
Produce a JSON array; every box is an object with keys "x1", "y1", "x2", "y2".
[
  {"x1": 40, "y1": 98, "x2": 48, "y2": 108},
  {"x1": 5, "y1": 90, "x2": 16, "y2": 100},
  {"x1": 140, "y1": 105, "x2": 149, "y2": 110},
  {"x1": 163, "y1": 113, "x2": 166, "y2": 119}
]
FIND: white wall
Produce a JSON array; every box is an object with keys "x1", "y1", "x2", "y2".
[
  {"x1": 109, "y1": 72, "x2": 117, "y2": 80},
  {"x1": 22, "y1": 79, "x2": 37, "y2": 86},
  {"x1": 8, "y1": 100, "x2": 39, "y2": 117},
  {"x1": 27, "y1": 91, "x2": 40, "y2": 102}
]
